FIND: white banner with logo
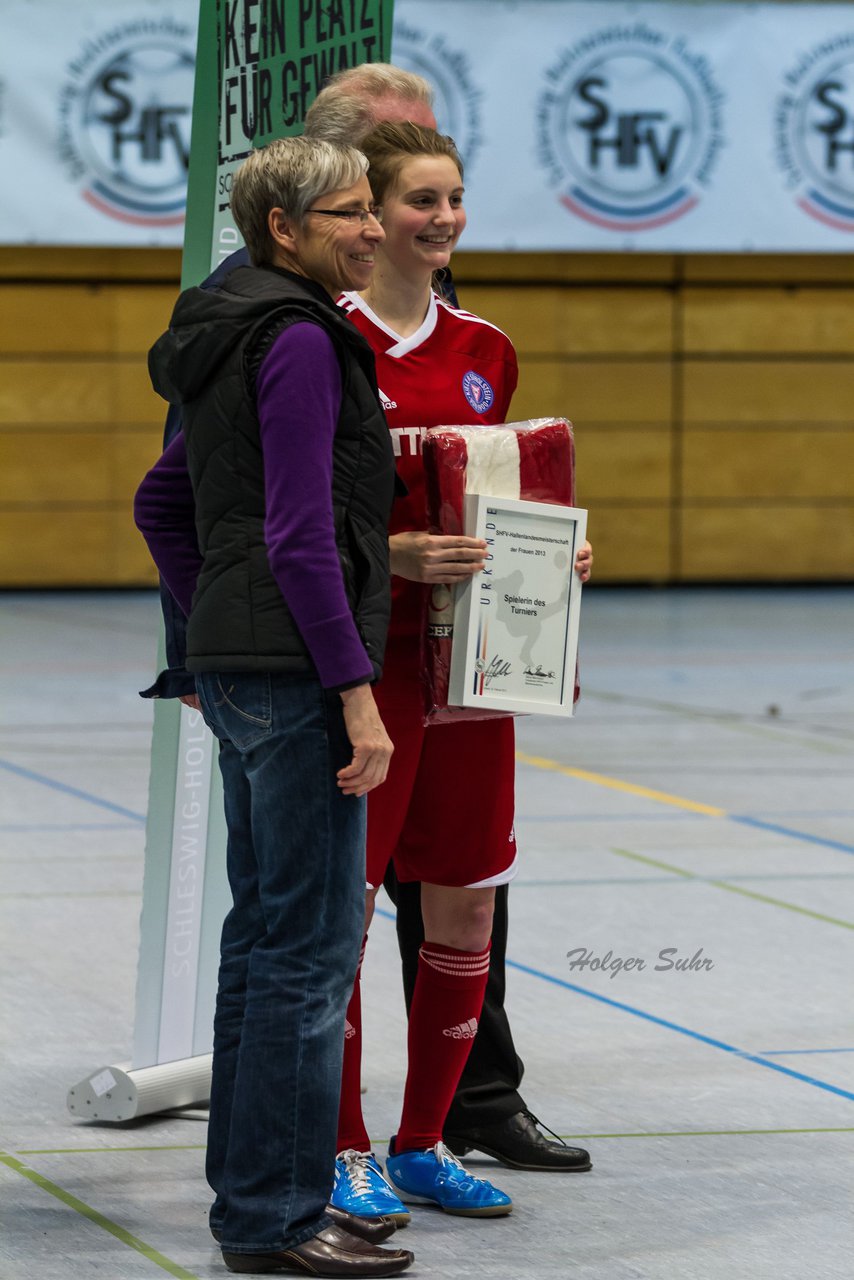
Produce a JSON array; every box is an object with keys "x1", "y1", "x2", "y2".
[
  {"x1": 3, "y1": 3, "x2": 852, "y2": 246},
  {"x1": 392, "y1": 0, "x2": 854, "y2": 250},
  {"x1": 0, "y1": 0, "x2": 196, "y2": 243}
]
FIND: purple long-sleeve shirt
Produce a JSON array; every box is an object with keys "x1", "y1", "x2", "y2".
[{"x1": 134, "y1": 321, "x2": 373, "y2": 690}]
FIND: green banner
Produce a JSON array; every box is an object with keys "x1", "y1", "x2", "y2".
[
  {"x1": 183, "y1": 0, "x2": 394, "y2": 287},
  {"x1": 133, "y1": 0, "x2": 394, "y2": 1070}
]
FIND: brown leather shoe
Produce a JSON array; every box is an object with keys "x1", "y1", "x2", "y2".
[
  {"x1": 212, "y1": 1207, "x2": 397, "y2": 1247},
  {"x1": 324, "y1": 1205, "x2": 398, "y2": 1242},
  {"x1": 221, "y1": 1222, "x2": 414, "y2": 1275}
]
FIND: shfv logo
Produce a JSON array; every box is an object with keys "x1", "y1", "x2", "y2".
[
  {"x1": 58, "y1": 20, "x2": 194, "y2": 228},
  {"x1": 776, "y1": 36, "x2": 854, "y2": 231},
  {"x1": 537, "y1": 26, "x2": 724, "y2": 232}
]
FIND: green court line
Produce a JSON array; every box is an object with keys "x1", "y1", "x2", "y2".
[
  {"x1": 17, "y1": 1144, "x2": 207, "y2": 1155},
  {"x1": 16, "y1": 1131, "x2": 854, "y2": 1163},
  {"x1": 0, "y1": 890, "x2": 139, "y2": 900},
  {"x1": 0, "y1": 1151, "x2": 200, "y2": 1279},
  {"x1": 513, "y1": 872, "x2": 854, "y2": 890},
  {"x1": 611, "y1": 847, "x2": 854, "y2": 930},
  {"x1": 556, "y1": 1127, "x2": 854, "y2": 1138}
]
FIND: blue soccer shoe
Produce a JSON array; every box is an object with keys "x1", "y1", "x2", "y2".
[
  {"x1": 332, "y1": 1149, "x2": 411, "y2": 1226},
  {"x1": 386, "y1": 1140, "x2": 513, "y2": 1217}
]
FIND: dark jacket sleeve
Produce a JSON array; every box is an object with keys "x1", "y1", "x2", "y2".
[
  {"x1": 143, "y1": 248, "x2": 251, "y2": 699},
  {"x1": 437, "y1": 267, "x2": 459, "y2": 307}
]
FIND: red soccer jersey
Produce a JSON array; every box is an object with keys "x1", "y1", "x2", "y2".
[{"x1": 339, "y1": 290, "x2": 518, "y2": 640}]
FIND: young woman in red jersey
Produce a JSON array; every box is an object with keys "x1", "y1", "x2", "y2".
[{"x1": 330, "y1": 123, "x2": 592, "y2": 1223}]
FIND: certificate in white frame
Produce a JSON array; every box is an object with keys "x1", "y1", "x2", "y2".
[{"x1": 447, "y1": 494, "x2": 587, "y2": 717}]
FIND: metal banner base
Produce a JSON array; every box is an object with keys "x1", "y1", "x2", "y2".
[{"x1": 67, "y1": 1054, "x2": 212, "y2": 1123}]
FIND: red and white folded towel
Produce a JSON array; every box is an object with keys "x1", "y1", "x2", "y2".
[{"x1": 422, "y1": 417, "x2": 576, "y2": 721}]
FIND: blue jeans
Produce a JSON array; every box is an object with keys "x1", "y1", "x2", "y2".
[{"x1": 196, "y1": 671, "x2": 365, "y2": 1253}]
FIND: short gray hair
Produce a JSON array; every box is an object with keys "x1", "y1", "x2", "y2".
[
  {"x1": 304, "y1": 63, "x2": 434, "y2": 146},
  {"x1": 230, "y1": 137, "x2": 368, "y2": 266}
]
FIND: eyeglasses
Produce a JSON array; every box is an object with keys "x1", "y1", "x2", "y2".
[{"x1": 307, "y1": 205, "x2": 384, "y2": 225}]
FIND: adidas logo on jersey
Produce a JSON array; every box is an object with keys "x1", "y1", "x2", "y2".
[
  {"x1": 378, "y1": 388, "x2": 398, "y2": 411},
  {"x1": 442, "y1": 1018, "x2": 478, "y2": 1040},
  {"x1": 344, "y1": 1020, "x2": 356, "y2": 1040}
]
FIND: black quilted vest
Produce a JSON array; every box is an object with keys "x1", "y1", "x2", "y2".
[{"x1": 148, "y1": 266, "x2": 395, "y2": 681}]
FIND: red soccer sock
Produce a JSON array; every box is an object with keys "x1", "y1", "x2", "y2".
[
  {"x1": 395, "y1": 940, "x2": 491, "y2": 1153},
  {"x1": 336, "y1": 935, "x2": 371, "y2": 1153}
]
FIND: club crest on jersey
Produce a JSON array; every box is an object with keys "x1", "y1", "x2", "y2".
[{"x1": 462, "y1": 370, "x2": 494, "y2": 414}]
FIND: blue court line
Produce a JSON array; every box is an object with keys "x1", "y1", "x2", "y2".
[
  {"x1": 503, "y1": 957, "x2": 854, "y2": 1103},
  {"x1": 376, "y1": 913, "x2": 854, "y2": 1107},
  {"x1": 760, "y1": 1048, "x2": 854, "y2": 1057},
  {"x1": 0, "y1": 759, "x2": 146, "y2": 824},
  {"x1": 730, "y1": 814, "x2": 854, "y2": 856},
  {"x1": 743, "y1": 810, "x2": 854, "y2": 820},
  {"x1": 516, "y1": 752, "x2": 854, "y2": 857},
  {"x1": 518, "y1": 810, "x2": 854, "y2": 823}
]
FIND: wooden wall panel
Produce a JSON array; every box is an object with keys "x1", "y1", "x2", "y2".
[
  {"x1": 576, "y1": 428, "x2": 673, "y2": 501},
  {"x1": 513, "y1": 359, "x2": 672, "y2": 425},
  {"x1": 0, "y1": 511, "x2": 109, "y2": 584},
  {"x1": 681, "y1": 254, "x2": 854, "y2": 285},
  {"x1": 0, "y1": 360, "x2": 164, "y2": 427},
  {"x1": 0, "y1": 271, "x2": 167, "y2": 588},
  {"x1": 0, "y1": 360, "x2": 115, "y2": 425},
  {"x1": 1, "y1": 431, "x2": 114, "y2": 504},
  {"x1": 683, "y1": 288, "x2": 854, "y2": 355},
  {"x1": 683, "y1": 429, "x2": 854, "y2": 500},
  {"x1": 0, "y1": 283, "x2": 177, "y2": 357},
  {"x1": 682, "y1": 360, "x2": 854, "y2": 425},
  {"x1": 0, "y1": 286, "x2": 114, "y2": 354},
  {"x1": 114, "y1": 430, "x2": 170, "y2": 500},
  {"x1": 0, "y1": 247, "x2": 180, "y2": 281},
  {"x1": 0, "y1": 427, "x2": 163, "y2": 502},
  {"x1": 461, "y1": 287, "x2": 674, "y2": 355},
  {"x1": 584, "y1": 506, "x2": 673, "y2": 582},
  {"x1": 453, "y1": 252, "x2": 677, "y2": 285},
  {"x1": 113, "y1": 287, "x2": 179, "y2": 354},
  {"x1": 111, "y1": 511, "x2": 160, "y2": 585},
  {"x1": 115, "y1": 362, "x2": 169, "y2": 425},
  {"x1": 681, "y1": 506, "x2": 854, "y2": 580},
  {"x1": 1, "y1": 254, "x2": 853, "y2": 587},
  {"x1": 0, "y1": 509, "x2": 157, "y2": 586}
]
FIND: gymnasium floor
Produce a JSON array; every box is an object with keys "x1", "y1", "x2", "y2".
[{"x1": 1, "y1": 586, "x2": 852, "y2": 1279}]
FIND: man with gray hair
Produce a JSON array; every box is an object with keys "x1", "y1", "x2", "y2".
[
  {"x1": 303, "y1": 64, "x2": 436, "y2": 140},
  {"x1": 150, "y1": 60, "x2": 590, "y2": 1192}
]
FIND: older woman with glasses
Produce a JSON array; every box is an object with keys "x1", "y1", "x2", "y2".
[{"x1": 134, "y1": 136, "x2": 413, "y2": 1278}]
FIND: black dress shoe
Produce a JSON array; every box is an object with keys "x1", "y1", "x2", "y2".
[
  {"x1": 212, "y1": 1207, "x2": 397, "y2": 1247},
  {"x1": 444, "y1": 1108, "x2": 592, "y2": 1172},
  {"x1": 221, "y1": 1222, "x2": 414, "y2": 1276}
]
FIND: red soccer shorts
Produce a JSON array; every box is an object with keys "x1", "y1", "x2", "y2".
[{"x1": 366, "y1": 641, "x2": 518, "y2": 890}]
